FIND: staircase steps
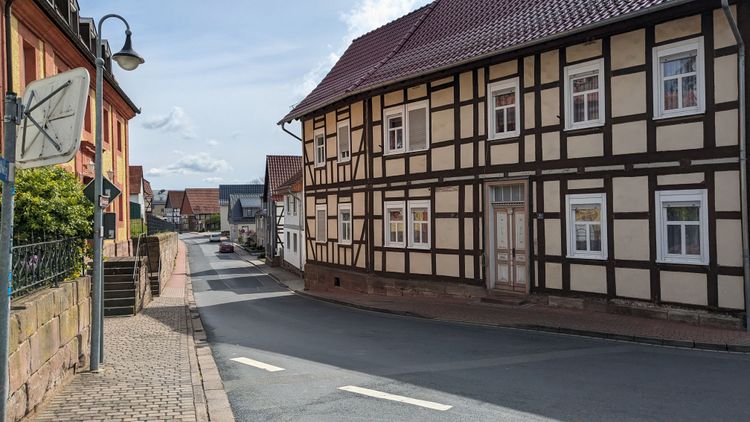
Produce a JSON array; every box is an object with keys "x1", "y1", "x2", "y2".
[
  {"x1": 480, "y1": 290, "x2": 527, "y2": 306},
  {"x1": 102, "y1": 257, "x2": 142, "y2": 317}
]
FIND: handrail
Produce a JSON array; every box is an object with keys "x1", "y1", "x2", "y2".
[{"x1": 132, "y1": 233, "x2": 145, "y2": 283}]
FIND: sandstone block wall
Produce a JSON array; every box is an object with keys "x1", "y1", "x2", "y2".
[
  {"x1": 6, "y1": 277, "x2": 91, "y2": 421},
  {"x1": 133, "y1": 232, "x2": 178, "y2": 291}
]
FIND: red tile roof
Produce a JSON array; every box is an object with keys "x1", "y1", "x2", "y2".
[
  {"x1": 166, "y1": 190, "x2": 184, "y2": 209},
  {"x1": 143, "y1": 179, "x2": 153, "y2": 197},
  {"x1": 281, "y1": 0, "x2": 677, "y2": 123},
  {"x1": 129, "y1": 165, "x2": 143, "y2": 195},
  {"x1": 181, "y1": 188, "x2": 220, "y2": 215},
  {"x1": 275, "y1": 169, "x2": 303, "y2": 194},
  {"x1": 264, "y1": 155, "x2": 302, "y2": 201}
]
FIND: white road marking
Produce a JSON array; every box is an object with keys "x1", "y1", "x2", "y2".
[
  {"x1": 338, "y1": 386, "x2": 452, "y2": 411},
  {"x1": 231, "y1": 357, "x2": 285, "y2": 372}
]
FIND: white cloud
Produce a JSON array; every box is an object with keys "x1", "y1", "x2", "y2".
[
  {"x1": 202, "y1": 177, "x2": 223, "y2": 184},
  {"x1": 296, "y1": 0, "x2": 430, "y2": 97},
  {"x1": 141, "y1": 106, "x2": 196, "y2": 139},
  {"x1": 146, "y1": 152, "x2": 232, "y2": 177},
  {"x1": 207, "y1": 139, "x2": 219, "y2": 147}
]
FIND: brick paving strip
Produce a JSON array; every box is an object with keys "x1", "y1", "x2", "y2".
[
  {"x1": 232, "y1": 247, "x2": 750, "y2": 353},
  {"x1": 33, "y1": 241, "x2": 234, "y2": 422}
]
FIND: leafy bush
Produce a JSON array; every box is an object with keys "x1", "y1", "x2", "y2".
[{"x1": 10, "y1": 167, "x2": 93, "y2": 242}]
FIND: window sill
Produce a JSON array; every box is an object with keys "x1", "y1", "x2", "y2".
[
  {"x1": 656, "y1": 257, "x2": 708, "y2": 266},
  {"x1": 337, "y1": 158, "x2": 351, "y2": 165},
  {"x1": 566, "y1": 254, "x2": 607, "y2": 261},
  {"x1": 314, "y1": 163, "x2": 326, "y2": 168},
  {"x1": 409, "y1": 245, "x2": 431, "y2": 251},
  {"x1": 383, "y1": 148, "x2": 428, "y2": 158},
  {"x1": 488, "y1": 132, "x2": 520, "y2": 142},
  {"x1": 564, "y1": 122, "x2": 604, "y2": 132},
  {"x1": 653, "y1": 109, "x2": 705, "y2": 121}
]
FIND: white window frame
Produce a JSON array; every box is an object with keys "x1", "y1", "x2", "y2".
[
  {"x1": 314, "y1": 129, "x2": 326, "y2": 168},
  {"x1": 292, "y1": 196, "x2": 297, "y2": 216},
  {"x1": 655, "y1": 189, "x2": 709, "y2": 265},
  {"x1": 338, "y1": 203, "x2": 352, "y2": 245},
  {"x1": 565, "y1": 193, "x2": 608, "y2": 260},
  {"x1": 383, "y1": 106, "x2": 405, "y2": 155},
  {"x1": 407, "y1": 200, "x2": 431, "y2": 249},
  {"x1": 315, "y1": 204, "x2": 327, "y2": 243},
  {"x1": 384, "y1": 201, "x2": 406, "y2": 248},
  {"x1": 564, "y1": 58, "x2": 606, "y2": 130},
  {"x1": 405, "y1": 100, "x2": 430, "y2": 152},
  {"x1": 383, "y1": 101, "x2": 430, "y2": 155},
  {"x1": 653, "y1": 37, "x2": 705, "y2": 119},
  {"x1": 337, "y1": 120, "x2": 351, "y2": 162},
  {"x1": 487, "y1": 78, "x2": 520, "y2": 140}
]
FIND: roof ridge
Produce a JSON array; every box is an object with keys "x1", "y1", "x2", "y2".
[{"x1": 344, "y1": 0, "x2": 441, "y2": 94}]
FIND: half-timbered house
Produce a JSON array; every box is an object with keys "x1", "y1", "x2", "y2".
[{"x1": 279, "y1": 0, "x2": 749, "y2": 322}]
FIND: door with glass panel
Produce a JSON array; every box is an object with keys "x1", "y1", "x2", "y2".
[{"x1": 491, "y1": 183, "x2": 527, "y2": 293}]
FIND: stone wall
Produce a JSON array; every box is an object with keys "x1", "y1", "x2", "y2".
[
  {"x1": 304, "y1": 263, "x2": 487, "y2": 299},
  {"x1": 133, "y1": 232, "x2": 178, "y2": 292},
  {"x1": 6, "y1": 277, "x2": 91, "y2": 421}
]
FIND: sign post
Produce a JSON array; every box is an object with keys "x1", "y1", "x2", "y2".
[{"x1": 0, "y1": 57, "x2": 89, "y2": 422}]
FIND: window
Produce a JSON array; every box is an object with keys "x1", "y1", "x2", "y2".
[
  {"x1": 314, "y1": 130, "x2": 326, "y2": 167},
  {"x1": 565, "y1": 193, "x2": 607, "y2": 259},
  {"x1": 286, "y1": 196, "x2": 290, "y2": 212},
  {"x1": 408, "y1": 200, "x2": 430, "y2": 249},
  {"x1": 293, "y1": 233, "x2": 297, "y2": 252},
  {"x1": 23, "y1": 41, "x2": 37, "y2": 87},
  {"x1": 384, "y1": 201, "x2": 405, "y2": 247},
  {"x1": 653, "y1": 37, "x2": 705, "y2": 119},
  {"x1": 286, "y1": 232, "x2": 290, "y2": 249},
  {"x1": 655, "y1": 190, "x2": 708, "y2": 265},
  {"x1": 292, "y1": 196, "x2": 297, "y2": 215},
  {"x1": 384, "y1": 107, "x2": 404, "y2": 154},
  {"x1": 383, "y1": 101, "x2": 429, "y2": 155},
  {"x1": 488, "y1": 78, "x2": 520, "y2": 139},
  {"x1": 564, "y1": 59, "x2": 605, "y2": 130},
  {"x1": 337, "y1": 121, "x2": 351, "y2": 162},
  {"x1": 116, "y1": 121, "x2": 122, "y2": 150},
  {"x1": 104, "y1": 109, "x2": 110, "y2": 144},
  {"x1": 315, "y1": 204, "x2": 327, "y2": 243},
  {"x1": 338, "y1": 203, "x2": 352, "y2": 245}
]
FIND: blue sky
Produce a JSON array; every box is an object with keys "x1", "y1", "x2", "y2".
[{"x1": 78, "y1": 0, "x2": 430, "y2": 190}]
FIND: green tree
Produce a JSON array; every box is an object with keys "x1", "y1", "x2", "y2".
[{"x1": 10, "y1": 167, "x2": 93, "y2": 243}]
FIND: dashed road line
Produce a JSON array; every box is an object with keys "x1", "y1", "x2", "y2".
[
  {"x1": 338, "y1": 386, "x2": 453, "y2": 411},
  {"x1": 231, "y1": 357, "x2": 285, "y2": 372}
]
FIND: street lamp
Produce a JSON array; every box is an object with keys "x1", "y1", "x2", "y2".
[{"x1": 90, "y1": 14, "x2": 144, "y2": 373}]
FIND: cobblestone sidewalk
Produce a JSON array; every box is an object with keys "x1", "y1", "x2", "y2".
[{"x1": 33, "y1": 241, "x2": 222, "y2": 421}]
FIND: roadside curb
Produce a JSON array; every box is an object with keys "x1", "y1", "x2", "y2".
[
  {"x1": 294, "y1": 291, "x2": 750, "y2": 354},
  {"x1": 184, "y1": 242, "x2": 236, "y2": 422}
]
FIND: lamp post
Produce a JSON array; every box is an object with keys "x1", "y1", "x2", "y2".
[{"x1": 90, "y1": 14, "x2": 143, "y2": 373}]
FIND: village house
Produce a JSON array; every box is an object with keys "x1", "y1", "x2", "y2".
[
  {"x1": 218, "y1": 184, "x2": 263, "y2": 234},
  {"x1": 260, "y1": 155, "x2": 302, "y2": 263},
  {"x1": 6, "y1": 0, "x2": 140, "y2": 256},
  {"x1": 180, "y1": 188, "x2": 220, "y2": 232},
  {"x1": 227, "y1": 193, "x2": 263, "y2": 244},
  {"x1": 165, "y1": 190, "x2": 185, "y2": 227},
  {"x1": 277, "y1": 170, "x2": 305, "y2": 275},
  {"x1": 279, "y1": 0, "x2": 749, "y2": 323},
  {"x1": 129, "y1": 165, "x2": 153, "y2": 221}
]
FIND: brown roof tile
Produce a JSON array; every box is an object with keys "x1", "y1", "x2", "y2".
[
  {"x1": 181, "y1": 188, "x2": 220, "y2": 215},
  {"x1": 264, "y1": 155, "x2": 302, "y2": 201},
  {"x1": 166, "y1": 190, "x2": 185, "y2": 209},
  {"x1": 128, "y1": 165, "x2": 143, "y2": 195},
  {"x1": 281, "y1": 0, "x2": 677, "y2": 123}
]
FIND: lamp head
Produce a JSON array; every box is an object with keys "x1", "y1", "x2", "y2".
[{"x1": 112, "y1": 30, "x2": 144, "y2": 71}]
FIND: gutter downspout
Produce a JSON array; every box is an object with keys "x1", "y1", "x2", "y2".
[
  {"x1": 721, "y1": 0, "x2": 750, "y2": 331},
  {"x1": 280, "y1": 121, "x2": 303, "y2": 266}
]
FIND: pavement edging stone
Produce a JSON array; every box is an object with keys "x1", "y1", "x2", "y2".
[{"x1": 184, "y1": 243, "x2": 236, "y2": 422}]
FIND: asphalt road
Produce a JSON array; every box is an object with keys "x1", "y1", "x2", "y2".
[{"x1": 184, "y1": 233, "x2": 750, "y2": 421}]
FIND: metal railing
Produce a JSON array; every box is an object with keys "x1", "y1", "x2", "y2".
[{"x1": 11, "y1": 238, "x2": 82, "y2": 298}]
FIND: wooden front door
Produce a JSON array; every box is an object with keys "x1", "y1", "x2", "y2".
[{"x1": 491, "y1": 187, "x2": 528, "y2": 292}]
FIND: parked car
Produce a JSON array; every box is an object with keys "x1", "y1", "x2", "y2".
[
  {"x1": 208, "y1": 233, "x2": 221, "y2": 242},
  {"x1": 219, "y1": 242, "x2": 234, "y2": 253}
]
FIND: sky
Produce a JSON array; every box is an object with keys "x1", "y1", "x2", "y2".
[{"x1": 77, "y1": 0, "x2": 431, "y2": 190}]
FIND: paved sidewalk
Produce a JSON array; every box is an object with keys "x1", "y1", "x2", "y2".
[
  {"x1": 34, "y1": 241, "x2": 228, "y2": 421},
  {"x1": 301, "y1": 289, "x2": 750, "y2": 351},
  {"x1": 233, "y1": 246, "x2": 305, "y2": 291}
]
